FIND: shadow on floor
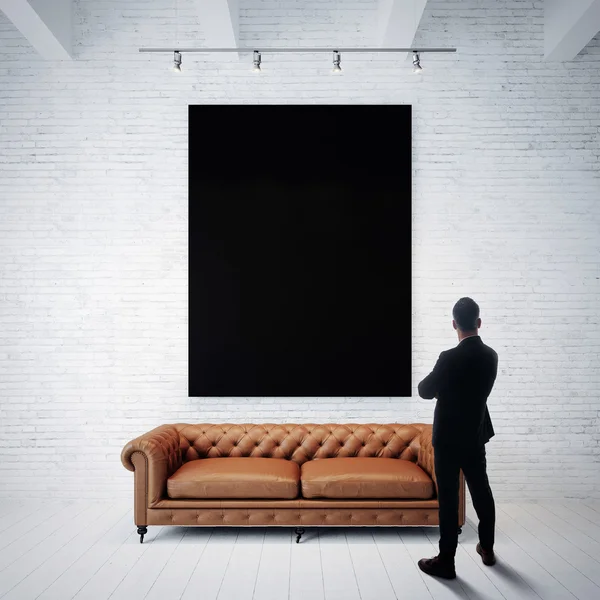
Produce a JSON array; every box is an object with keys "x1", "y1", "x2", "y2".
[{"x1": 492, "y1": 559, "x2": 537, "y2": 590}]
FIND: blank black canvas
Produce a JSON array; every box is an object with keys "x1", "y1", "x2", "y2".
[{"x1": 189, "y1": 105, "x2": 411, "y2": 397}]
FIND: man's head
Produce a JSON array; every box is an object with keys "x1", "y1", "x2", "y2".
[{"x1": 452, "y1": 297, "x2": 481, "y2": 338}]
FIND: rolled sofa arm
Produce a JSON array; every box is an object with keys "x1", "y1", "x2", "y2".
[
  {"x1": 121, "y1": 424, "x2": 183, "y2": 513},
  {"x1": 417, "y1": 426, "x2": 438, "y2": 496}
]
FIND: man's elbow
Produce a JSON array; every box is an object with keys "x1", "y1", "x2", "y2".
[{"x1": 417, "y1": 383, "x2": 436, "y2": 400}]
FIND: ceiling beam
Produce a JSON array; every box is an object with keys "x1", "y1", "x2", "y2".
[
  {"x1": 196, "y1": 0, "x2": 239, "y2": 49},
  {"x1": 0, "y1": 0, "x2": 72, "y2": 60},
  {"x1": 545, "y1": 0, "x2": 600, "y2": 61},
  {"x1": 377, "y1": 0, "x2": 428, "y2": 48}
]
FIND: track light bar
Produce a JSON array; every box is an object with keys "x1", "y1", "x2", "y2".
[{"x1": 140, "y1": 47, "x2": 456, "y2": 54}]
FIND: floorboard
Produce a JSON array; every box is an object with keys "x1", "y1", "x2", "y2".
[
  {"x1": 541, "y1": 502, "x2": 600, "y2": 543},
  {"x1": 372, "y1": 528, "x2": 433, "y2": 600},
  {"x1": 0, "y1": 501, "x2": 598, "y2": 600},
  {"x1": 319, "y1": 528, "x2": 361, "y2": 600},
  {"x1": 73, "y1": 526, "x2": 165, "y2": 600},
  {"x1": 180, "y1": 528, "x2": 237, "y2": 600},
  {"x1": 108, "y1": 523, "x2": 187, "y2": 600},
  {"x1": 468, "y1": 504, "x2": 575, "y2": 600},
  {"x1": 0, "y1": 500, "x2": 63, "y2": 535},
  {"x1": 460, "y1": 515, "x2": 540, "y2": 600},
  {"x1": 217, "y1": 528, "x2": 266, "y2": 600},
  {"x1": 252, "y1": 528, "x2": 292, "y2": 600},
  {"x1": 144, "y1": 527, "x2": 212, "y2": 600},
  {"x1": 347, "y1": 528, "x2": 398, "y2": 600},
  {"x1": 288, "y1": 527, "x2": 324, "y2": 600},
  {"x1": 501, "y1": 504, "x2": 600, "y2": 590},
  {"x1": 0, "y1": 500, "x2": 89, "y2": 570},
  {"x1": 36, "y1": 507, "x2": 134, "y2": 600},
  {"x1": 399, "y1": 527, "x2": 469, "y2": 599},
  {"x1": 2, "y1": 502, "x2": 131, "y2": 600},
  {"x1": 0, "y1": 502, "x2": 116, "y2": 599},
  {"x1": 423, "y1": 526, "x2": 505, "y2": 599},
  {"x1": 497, "y1": 504, "x2": 599, "y2": 600}
]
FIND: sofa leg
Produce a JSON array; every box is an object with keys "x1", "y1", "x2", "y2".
[
  {"x1": 137, "y1": 526, "x2": 148, "y2": 543},
  {"x1": 458, "y1": 527, "x2": 462, "y2": 535},
  {"x1": 295, "y1": 527, "x2": 305, "y2": 543}
]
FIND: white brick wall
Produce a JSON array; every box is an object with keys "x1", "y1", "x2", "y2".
[{"x1": 0, "y1": 0, "x2": 599, "y2": 500}]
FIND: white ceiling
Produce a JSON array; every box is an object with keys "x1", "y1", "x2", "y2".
[
  {"x1": 0, "y1": 0, "x2": 599, "y2": 62},
  {"x1": 544, "y1": 0, "x2": 600, "y2": 61}
]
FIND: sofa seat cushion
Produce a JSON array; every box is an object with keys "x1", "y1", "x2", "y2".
[
  {"x1": 301, "y1": 457, "x2": 434, "y2": 500},
  {"x1": 167, "y1": 457, "x2": 300, "y2": 499}
]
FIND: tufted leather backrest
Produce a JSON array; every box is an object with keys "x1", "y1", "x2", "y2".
[{"x1": 173, "y1": 423, "x2": 427, "y2": 466}]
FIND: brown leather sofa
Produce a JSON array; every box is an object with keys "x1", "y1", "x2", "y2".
[{"x1": 121, "y1": 423, "x2": 465, "y2": 543}]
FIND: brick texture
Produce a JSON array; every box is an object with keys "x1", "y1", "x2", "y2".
[{"x1": 0, "y1": 0, "x2": 599, "y2": 499}]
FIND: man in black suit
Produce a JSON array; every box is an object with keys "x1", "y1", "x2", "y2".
[{"x1": 417, "y1": 297, "x2": 498, "y2": 579}]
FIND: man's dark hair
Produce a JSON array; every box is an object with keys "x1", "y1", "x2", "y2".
[{"x1": 452, "y1": 297, "x2": 480, "y2": 331}]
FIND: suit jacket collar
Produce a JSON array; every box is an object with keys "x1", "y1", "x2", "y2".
[{"x1": 459, "y1": 334, "x2": 481, "y2": 344}]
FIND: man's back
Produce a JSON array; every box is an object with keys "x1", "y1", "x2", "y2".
[{"x1": 418, "y1": 335, "x2": 498, "y2": 447}]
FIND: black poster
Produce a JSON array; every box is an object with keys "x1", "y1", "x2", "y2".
[{"x1": 189, "y1": 105, "x2": 411, "y2": 397}]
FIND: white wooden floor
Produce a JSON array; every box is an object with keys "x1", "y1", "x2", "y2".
[{"x1": 1, "y1": 500, "x2": 600, "y2": 600}]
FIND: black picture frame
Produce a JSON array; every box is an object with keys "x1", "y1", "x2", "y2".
[{"x1": 189, "y1": 105, "x2": 412, "y2": 397}]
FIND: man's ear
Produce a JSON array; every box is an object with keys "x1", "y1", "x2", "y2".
[
  {"x1": 477, "y1": 317, "x2": 482, "y2": 329},
  {"x1": 452, "y1": 320, "x2": 457, "y2": 331}
]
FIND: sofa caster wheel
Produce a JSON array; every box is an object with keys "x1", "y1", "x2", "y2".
[
  {"x1": 458, "y1": 527, "x2": 462, "y2": 535},
  {"x1": 137, "y1": 526, "x2": 148, "y2": 543},
  {"x1": 295, "y1": 527, "x2": 305, "y2": 543}
]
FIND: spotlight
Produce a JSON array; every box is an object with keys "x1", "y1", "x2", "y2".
[
  {"x1": 412, "y1": 51, "x2": 423, "y2": 74},
  {"x1": 332, "y1": 50, "x2": 342, "y2": 73},
  {"x1": 173, "y1": 51, "x2": 182, "y2": 72},
  {"x1": 252, "y1": 50, "x2": 262, "y2": 72}
]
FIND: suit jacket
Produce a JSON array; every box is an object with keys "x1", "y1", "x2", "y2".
[{"x1": 418, "y1": 335, "x2": 498, "y2": 448}]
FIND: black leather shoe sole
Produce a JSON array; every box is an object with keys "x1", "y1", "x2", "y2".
[
  {"x1": 476, "y1": 544, "x2": 497, "y2": 566},
  {"x1": 417, "y1": 559, "x2": 457, "y2": 580}
]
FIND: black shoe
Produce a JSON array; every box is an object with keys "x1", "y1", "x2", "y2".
[
  {"x1": 476, "y1": 543, "x2": 496, "y2": 566},
  {"x1": 417, "y1": 555, "x2": 456, "y2": 579}
]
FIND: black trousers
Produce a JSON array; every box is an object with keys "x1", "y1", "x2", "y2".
[{"x1": 434, "y1": 443, "x2": 495, "y2": 558}]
